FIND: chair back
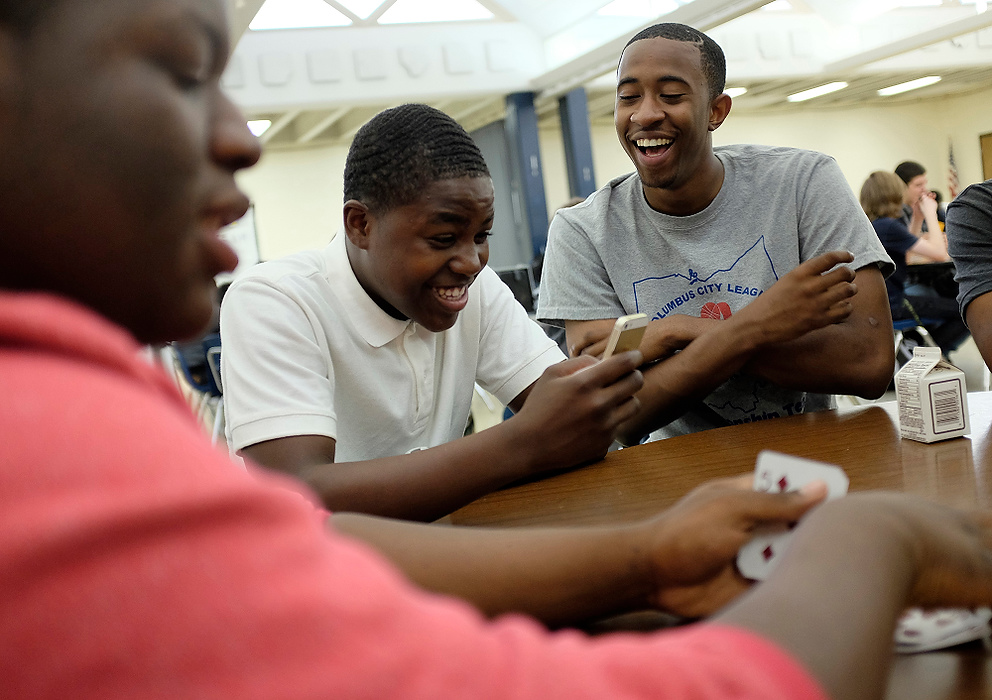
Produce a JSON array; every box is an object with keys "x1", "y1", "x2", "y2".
[{"x1": 171, "y1": 335, "x2": 221, "y2": 397}]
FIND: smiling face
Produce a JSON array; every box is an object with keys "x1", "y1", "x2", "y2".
[
  {"x1": 345, "y1": 176, "x2": 495, "y2": 333},
  {"x1": 614, "y1": 37, "x2": 730, "y2": 215},
  {"x1": 0, "y1": 0, "x2": 261, "y2": 343}
]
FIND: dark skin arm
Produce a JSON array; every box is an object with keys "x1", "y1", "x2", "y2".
[
  {"x1": 242, "y1": 351, "x2": 643, "y2": 522},
  {"x1": 331, "y1": 476, "x2": 827, "y2": 627},
  {"x1": 965, "y1": 291, "x2": 992, "y2": 371},
  {"x1": 568, "y1": 251, "x2": 882, "y2": 445},
  {"x1": 739, "y1": 265, "x2": 893, "y2": 395},
  {"x1": 717, "y1": 493, "x2": 992, "y2": 700}
]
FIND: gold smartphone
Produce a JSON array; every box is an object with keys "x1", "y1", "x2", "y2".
[{"x1": 602, "y1": 313, "x2": 648, "y2": 359}]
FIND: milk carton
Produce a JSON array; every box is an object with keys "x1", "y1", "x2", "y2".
[{"x1": 894, "y1": 346, "x2": 970, "y2": 443}]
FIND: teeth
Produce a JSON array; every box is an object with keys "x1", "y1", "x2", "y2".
[
  {"x1": 435, "y1": 286, "x2": 466, "y2": 301},
  {"x1": 636, "y1": 138, "x2": 673, "y2": 147}
]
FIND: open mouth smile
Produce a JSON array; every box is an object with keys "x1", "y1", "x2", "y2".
[
  {"x1": 635, "y1": 137, "x2": 673, "y2": 156},
  {"x1": 432, "y1": 284, "x2": 470, "y2": 312}
]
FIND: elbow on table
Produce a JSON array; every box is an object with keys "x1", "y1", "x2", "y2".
[
  {"x1": 847, "y1": 345, "x2": 895, "y2": 399},
  {"x1": 616, "y1": 424, "x2": 646, "y2": 448}
]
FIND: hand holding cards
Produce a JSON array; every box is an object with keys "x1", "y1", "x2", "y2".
[{"x1": 736, "y1": 451, "x2": 849, "y2": 581}]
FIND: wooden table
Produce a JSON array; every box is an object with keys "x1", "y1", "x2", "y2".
[{"x1": 450, "y1": 392, "x2": 992, "y2": 700}]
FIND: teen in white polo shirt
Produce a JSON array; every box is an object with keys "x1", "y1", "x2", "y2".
[{"x1": 221, "y1": 104, "x2": 644, "y2": 522}]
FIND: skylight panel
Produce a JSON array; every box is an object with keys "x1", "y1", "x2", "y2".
[
  {"x1": 378, "y1": 0, "x2": 494, "y2": 24},
  {"x1": 247, "y1": 120, "x2": 272, "y2": 136},
  {"x1": 597, "y1": 0, "x2": 681, "y2": 18},
  {"x1": 335, "y1": 0, "x2": 387, "y2": 19},
  {"x1": 249, "y1": 0, "x2": 352, "y2": 31}
]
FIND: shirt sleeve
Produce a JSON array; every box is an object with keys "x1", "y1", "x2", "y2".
[
  {"x1": 221, "y1": 275, "x2": 338, "y2": 451},
  {"x1": 796, "y1": 155, "x2": 895, "y2": 276},
  {"x1": 474, "y1": 267, "x2": 565, "y2": 405},
  {"x1": 537, "y1": 207, "x2": 626, "y2": 326},
  {"x1": 947, "y1": 180, "x2": 992, "y2": 320}
]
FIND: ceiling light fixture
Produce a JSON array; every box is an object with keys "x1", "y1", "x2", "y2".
[
  {"x1": 725, "y1": 87, "x2": 748, "y2": 98},
  {"x1": 877, "y1": 75, "x2": 941, "y2": 96},
  {"x1": 786, "y1": 81, "x2": 848, "y2": 102}
]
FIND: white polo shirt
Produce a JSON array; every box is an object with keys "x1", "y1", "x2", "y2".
[{"x1": 220, "y1": 232, "x2": 565, "y2": 461}]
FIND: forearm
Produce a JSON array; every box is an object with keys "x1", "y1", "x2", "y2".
[
  {"x1": 966, "y1": 298, "x2": 992, "y2": 370},
  {"x1": 745, "y1": 267, "x2": 894, "y2": 398},
  {"x1": 743, "y1": 318, "x2": 892, "y2": 397},
  {"x1": 922, "y1": 209, "x2": 945, "y2": 245},
  {"x1": 302, "y1": 422, "x2": 545, "y2": 522},
  {"x1": 331, "y1": 513, "x2": 653, "y2": 626},
  {"x1": 616, "y1": 320, "x2": 762, "y2": 444},
  {"x1": 908, "y1": 211, "x2": 924, "y2": 236},
  {"x1": 715, "y1": 501, "x2": 914, "y2": 700},
  {"x1": 566, "y1": 315, "x2": 715, "y2": 363}
]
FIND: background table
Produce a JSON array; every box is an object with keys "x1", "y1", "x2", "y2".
[{"x1": 449, "y1": 393, "x2": 992, "y2": 700}]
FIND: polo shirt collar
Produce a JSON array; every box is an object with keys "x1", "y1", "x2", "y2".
[{"x1": 324, "y1": 231, "x2": 413, "y2": 348}]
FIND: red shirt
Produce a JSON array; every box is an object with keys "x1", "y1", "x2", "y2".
[{"x1": 0, "y1": 292, "x2": 826, "y2": 699}]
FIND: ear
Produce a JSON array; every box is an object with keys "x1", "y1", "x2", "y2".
[
  {"x1": 343, "y1": 200, "x2": 372, "y2": 250},
  {"x1": 708, "y1": 92, "x2": 732, "y2": 132}
]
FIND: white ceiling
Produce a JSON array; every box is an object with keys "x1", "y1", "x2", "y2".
[{"x1": 224, "y1": 0, "x2": 992, "y2": 149}]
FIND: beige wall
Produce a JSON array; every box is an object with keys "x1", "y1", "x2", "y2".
[
  {"x1": 238, "y1": 85, "x2": 992, "y2": 258},
  {"x1": 236, "y1": 143, "x2": 350, "y2": 261}
]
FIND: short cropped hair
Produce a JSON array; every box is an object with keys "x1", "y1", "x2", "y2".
[
  {"x1": 622, "y1": 23, "x2": 726, "y2": 98},
  {"x1": 860, "y1": 171, "x2": 907, "y2": 221},
  {"x1": 895, "y1": 161, "x2": 926, "y2": 184},
  {"x1": 343, "y1": 104, "x2": 490, "y2": 214}
]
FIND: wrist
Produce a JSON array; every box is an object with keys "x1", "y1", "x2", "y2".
[
  {"x1": 718, "y1": 312, "x2": 768, "y2": 355},
  {"x1": 621, "y1": 520, "x2": 664, "y2": 609},
  {"x1": 487, "y1": 413, "x2": 548, "y2": 476}
]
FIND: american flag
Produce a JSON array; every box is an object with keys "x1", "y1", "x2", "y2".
[{"x1": 948, "y1": 140, "x2": 960, "y2": 199}]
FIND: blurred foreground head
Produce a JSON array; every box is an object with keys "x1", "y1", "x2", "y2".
[{"x1": 0, "y1": 0, "x2": 261, "y2": 344}]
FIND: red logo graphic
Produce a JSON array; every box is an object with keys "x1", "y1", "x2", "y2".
[{"x1": 700, "y1": 301, "x2": 732, "y2": 320}]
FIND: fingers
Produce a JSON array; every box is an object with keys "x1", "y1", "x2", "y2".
[
  {"x1": 578, "y1": 339, "x2": 609, "y2": 358},
  {"x1": 568, "y1": 322, "x2": 614, "y2": 357},
  {"x1": 729, "y1": 481, "x2": 828, "y2": 527},
  {"x1": 796, "y1": 250, "x2": 855, "y2": 277},
  {"x1": 678, "y1": 477, "x2": 828, "y2": 530},
  {"x1": 554, "y1": 354, "x2": 599, "y2": 377},
  {"x1": 565, "y1": 349, "x2": 643, "y2": 384}
]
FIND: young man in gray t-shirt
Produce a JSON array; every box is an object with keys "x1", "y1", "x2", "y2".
[{"x1": 538, "y1": 23, "x2": 894, "y2": 443}]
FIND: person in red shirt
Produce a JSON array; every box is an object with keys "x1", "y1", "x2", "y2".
[{"x1": 0, "y1": 2, "x2": 990, "y2": 699}]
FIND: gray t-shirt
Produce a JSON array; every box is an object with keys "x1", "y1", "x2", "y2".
[
  {"x1": 947, "y1": 179, "x2": 992, "y2": 323},
  {"x1": 538, "y1": 144, "x2": 892, "y2": 439}
]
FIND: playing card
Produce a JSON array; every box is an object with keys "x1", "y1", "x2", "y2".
[
  {"x1": 895, "y1": 607, "x2": 992, "y2": 653},
  {"x1": 736, "y1": 451, "x2": 849, "y2": 581}
]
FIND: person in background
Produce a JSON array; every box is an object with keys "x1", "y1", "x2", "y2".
[
  {"x1": 538, "y1": 23, "x2": 894, "y2": 444},
  {"x1": 221, "y1": 104, "x2": 642, "y2": 522},
  {"x1": 860, "y1": 171, "x2": 968, "y2": 356},
  {"x1": 932, "y1": 189, "x2": 947, "y2": 229},
  {"x1": 1, "y1": 2, "x2": 992, "y2": 699},
  {"x1": 947, "y1": 178, "x2": 992, "y2": 368},
  {"x1": 895, "y1": 160, "x2": 942, "y2": 239}
]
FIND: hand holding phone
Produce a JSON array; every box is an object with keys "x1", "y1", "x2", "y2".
[{"x1": 602, "y1": 313, "x2": 648, "y2": 359}]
